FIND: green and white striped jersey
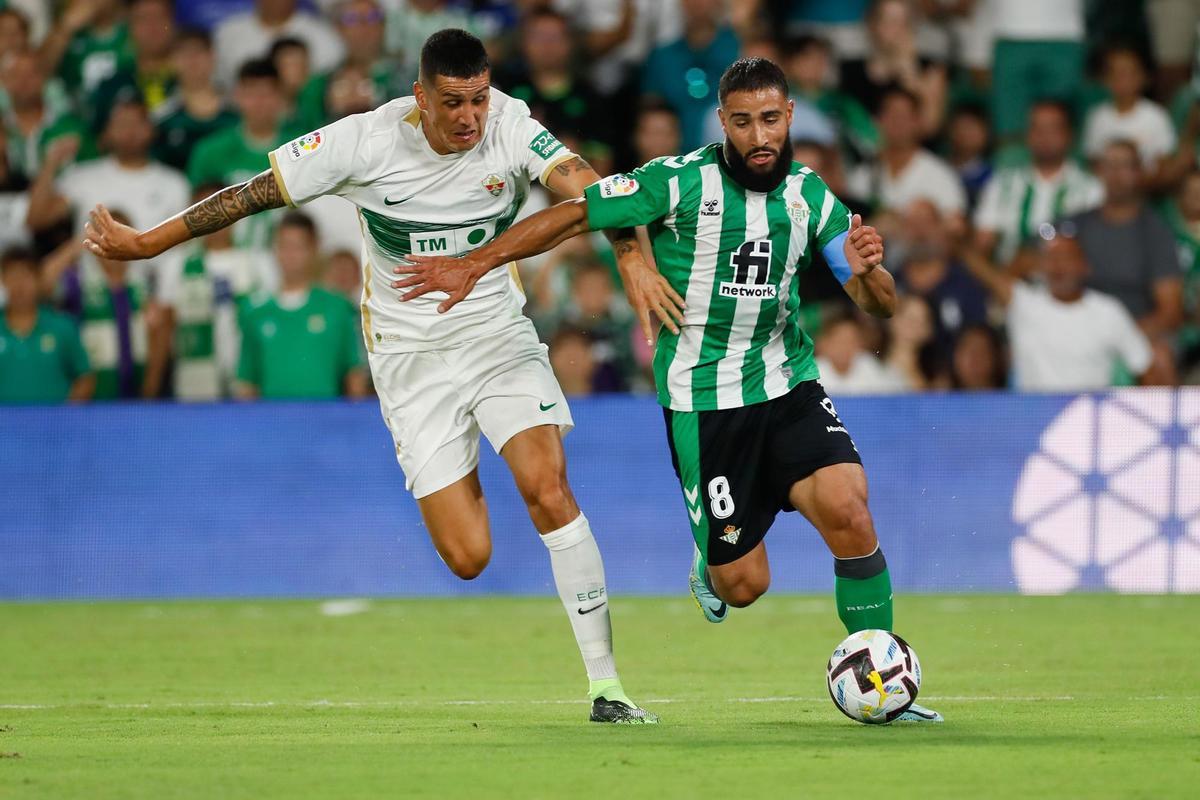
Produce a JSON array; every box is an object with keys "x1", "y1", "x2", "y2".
[{"x1": 584, "y1": 144, "x2": 851, "y2": 412}]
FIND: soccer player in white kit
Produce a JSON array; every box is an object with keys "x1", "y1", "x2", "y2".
[{"x1": 83, "y1": 29, "x2": 683, "y2": 724}]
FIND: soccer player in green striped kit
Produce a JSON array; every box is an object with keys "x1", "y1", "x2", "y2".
[{"x1": 398, "y1": 58, "x2": 942, "y2": 723}]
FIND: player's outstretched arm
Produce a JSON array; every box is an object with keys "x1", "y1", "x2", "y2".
[
  {"x1": 841, "y1": 214, "x2": 897, "y2": 318},
  {"x1": 83, "y1": 170, "x2": 286, "y2": 261},
  {"x1": 393, "y1": 198, "x2": 594, "y2": 313}
]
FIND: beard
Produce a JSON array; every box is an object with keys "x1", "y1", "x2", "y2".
[{"x1": 720, "y1": 136, "x2": 794, "y2": 193}]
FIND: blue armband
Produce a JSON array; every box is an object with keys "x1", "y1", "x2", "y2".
[{"x1": 822, "y1": 232, "x2": 852, "y2": 285}]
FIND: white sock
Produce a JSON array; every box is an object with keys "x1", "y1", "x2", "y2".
[{"x1": 540, "y1": 513, "x2": 618, "y2": 683}]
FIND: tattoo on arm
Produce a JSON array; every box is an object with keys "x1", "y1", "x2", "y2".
[
  {"x1": 553, "y1": 156, "x2": 593, "y2": 177},
  {"x1": 613, "y1": 237, "x2": 639, "y2": 257},
  {"x1": 182, "y1": 169, "x2": 286, "y2": 237}
]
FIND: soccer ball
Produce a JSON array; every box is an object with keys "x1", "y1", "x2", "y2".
[{"x1": 826, "y1": 629, "x2": 922, "y2": 724}]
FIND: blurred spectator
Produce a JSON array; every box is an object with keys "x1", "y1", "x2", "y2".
[
  {"x1": 0, "y1": 127, "x2": 31, "y2": 254},
  {"x1": 2, "y1": 49, "x2": 93, "y2": 179},
  {"x1": 322, "y1": 61, "x2": 377, "y2": 119},
  {"x1": 815, "y1": 313, "x2": 907, "y2": 394},
  {"x1": 27, "y1": 96, "x2": 188, "y2": 299},
  {"x1": 1068, "y1": 140, "x2": 1184, "y2": 342},
  {"x1": 385, "y1": 0, "x2": 481, "y2": 87},
  {"x1": 552, "y1": 0, "x2": 682, "y2": 98},
  {"x1": 268, "y1": 37, "x2": 311, "y2": 126},
  {"x1": 989, "y1": 0, "x2": 1085, "y2": 140},
  {"x1": 1146, "y1": 0, "x2": 1200, "y2": 100},
  {"x1": 549, "y1": 326, "x2": 596, "y2": 397},
  {"x1": 153, "y1": 28, "x2": 239, "y2": 172},
  {"x1": 322, "y1": 248, "x2": 362, "y2": 301},
  {"x1": 839, "y1": 0, "x2": 948, "y2": 137},
  {"x1": 642, "y1": 0, "x2": 739, "y2": 152},
  {"x1": 848, "y1": 87, "x2": 966, "y2": 218},
  {"x1": 58, "y1": 210, "x2": 172, "y2": 400},
  {"x1": 632, "y1": 100, "x2": 681, "y2": 165},
  {"x1": 551, "y1": 261, "x2": 636, "y2": 393},
  {"x1": 89, "y1": 0, "x2": 177, "y2": 125},
  {"x1": 782, "y1": 0, "x2": 871, "y2": 58},
  {"x1": 950, "y1": 323, "x2": 1008, "y2": 390},
  {"x1": 1164, "y1": 169, "x2": 1200, "y2": 376},
  {"x1": 884, "y1": 293, "x2": 942, "y2": 389},
  {"x1": 41, "y1": 0, "x2": 131, "y2": 103},
  {"x1": 0, "y1": 8, "x2": 31, "y2": 60},
  {"x1": 963, "y1": 232, "x2": 1157, "y2": 391},
  {"x1": 1083, "y1": 45, "x2": 1175, "y2": 169},
  {"x1": 496, "y1": 7, "x2": 611, "y2": 167},
  {"x1": 0, "y1": 246, "x2": 94, "y2": 404},
  {"x1": 790, "y1": 139, "x2": 861, "y2": 313},
  {"x1": 173, "y1": 183, "x2": 278, "y2": 401},
  {"x1": 896, "y1": 200, "x2": 989, "y2": 357},
  {"x1": 236, "y1": 212, "x2": 367, "y2": 399},
  {"x1": 188, "y1": 59, "x2": 302, "y2": 250},
  {"x1": 946, "y1": 102, "x2": 992, "y2": 210},
  {"x1": 784, "y1": 34, "x2": 878, "y2": 163},
  {"x1": 294, "y1": 0, "x2": 403, "y2": 127},
  {"x1": 214, "y1": 0, "x2": 344, "y2": 88},
  {"x1": 974, "y1": 100, "x2": 1103, "y2": 265}
]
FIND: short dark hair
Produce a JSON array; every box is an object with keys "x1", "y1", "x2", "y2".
[
  {"x1": 951, "y1": 101, "x2": 989, "y2": 124},
  {"x1": 278, "y1": 211, "x2": 318, "y2": 241},
  {"x1": 0, "y1": 245, "x2": 38, "y2": 273},
  {"x1": 524, "y1": 6, "x2": 570, "y2": 30},
  {"x1": 783, "y1": 34, "x2": 831, "y2": 59},
  {"x1": 420, "y1": 28, "x2": 489, "y2": 82},
  {"x1": 0, "y1": 7, "x2": 31, "y2": 35},
  {"x1": 637, "y1": 97, "x2": 678, "y2": 121},
  {"x1": 877, "y1": 85, "x2": 921, "y2": 113},
  {"x1": 175, "y1": 26, "x2": 212, "y2": 49},
  {"x1": 269, "y1": 37, "x2": 308, "y2": 61},
  {"x1": 718, "y1": 57, "x2": 789, "y2": 106},
  {"x1": 1029, "y1": 98, "x2": 1073, "y2": 127},
  {"x1": 237, "y1": 58, "x2": 280, "y2": 84}
]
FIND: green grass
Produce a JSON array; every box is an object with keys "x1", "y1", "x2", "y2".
[{"x1": 2, "y1": 595, "x2": 1198, "y2": 799}]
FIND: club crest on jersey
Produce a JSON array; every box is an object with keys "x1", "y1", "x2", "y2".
[
  {"x1": 287, "y1": 130, "x2": 324, "y2": 161},
  {"x1": 787, "y1": 198, "x2": 810, "y2": 226},
  {"x1": 597, "y1": 174, "x2": 639, "y2": 198},
  {"x1": 482, "y1": 173, "x2": 506, "y2": 196},
  {"x1": 720, "y1": 525, "x2": 741, "y2": 545}
]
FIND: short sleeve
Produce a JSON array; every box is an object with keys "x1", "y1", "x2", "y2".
[
  {"x1": 236, "y1": 314, "x2": 262, "y2": 386},
  {"x1": 813, "y1": 181, "x2": 853, "y2": 251},
  {"x1": 509, "y1": 111, "x2": 578, "y2": 186},
  {"x1": 973, "y1": 174, "x2": 1003, "y2": 231},
  {"x1": 1143, "y1": 210, "x2": 1183, "y2": 282},
  {"x1": 1105, "y1": 298, "x2": 1153, "y2": 376},
  {"x1": 60, "y1": 318, "x2": 90, "y2": 379},
  {"x1": 269, "y1": 113, "x2": 372, "y2": 207},
  {"x1": 583, "y1": 160, "x2": 673, "y2": 230}
]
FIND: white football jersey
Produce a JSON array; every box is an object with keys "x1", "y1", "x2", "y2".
[{"x1": 269, "y1": 88, "x2": 576, "y2": 353}]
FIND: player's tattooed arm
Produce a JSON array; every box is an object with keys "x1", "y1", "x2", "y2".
[{"x1": 84, "y1": 169, "x2": 286, "y2": 261}]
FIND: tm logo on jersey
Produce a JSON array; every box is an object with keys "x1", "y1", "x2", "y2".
[
  {"x1": 528, "y1": 131, "x2": 564, "y2": 160},
  {"x1": 720, "y1": 240, "x2": 775, "y2": 299},
  {"x1": 287, "y1": 130, "x2": 324, "y2": 161}
]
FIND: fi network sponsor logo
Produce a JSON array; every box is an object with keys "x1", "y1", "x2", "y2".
[{"x1": 1010, "y1": 390, "x2": 1200, "y2": 593}]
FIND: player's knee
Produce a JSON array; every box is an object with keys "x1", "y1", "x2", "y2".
[
  {"x1": 443, "y1": 543, "x2": 491, "y2": 580},
  {"x1": 520, "y1": 471, "x2": 574, "y2": 520},
  {"x1": 722, "y1": 574, "x2": 770, "y2": 608},
  {"x1": 826, "y1": 496, "x2": 874, "y2": 536}
]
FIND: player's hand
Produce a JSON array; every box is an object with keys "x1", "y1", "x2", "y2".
[
  {"x1": 392, "y1": 255, "x2": 485, "y2": 313},
  {"x1": 617, "y1": 252, "x2": 686, "y2": 344},
  {"x1": 83, "y1": 205, "x2": 151, "y2": 261},
  {"x1": 845, "y1": 214, "x2": 884, "y2": 277}
]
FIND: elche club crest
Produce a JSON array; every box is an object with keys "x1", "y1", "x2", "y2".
[{"x1": 482, "y1": 173, "x2": 505, "y2": 196}]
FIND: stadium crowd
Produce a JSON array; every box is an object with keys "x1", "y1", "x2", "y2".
[{"x1": 3, "y1": 0, "x2": 1200, "y2": 403}]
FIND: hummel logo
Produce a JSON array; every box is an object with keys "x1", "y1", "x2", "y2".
[
  {"x1": 720, "y1": 525, "x2": 741, "y2": 545},
  {"x1": 383, "y1": 194, "x2": 415, "y2": 206},
  {"x1": 539, "y1": 401, "x2": 557, "y2": 411},
  {"x1": 578, "y1": 602, "x2": 606, "y2": 615},
  {"x1": 684, "y1": 485, "x2": 702, "y2": 525},
  {"x1": 701, "y1": 198, "x2": 720, "y2": 216}
]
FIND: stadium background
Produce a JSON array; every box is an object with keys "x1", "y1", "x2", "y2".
[{"x1": 0, "y1": 0, "x2": 1198, "y2": 600}]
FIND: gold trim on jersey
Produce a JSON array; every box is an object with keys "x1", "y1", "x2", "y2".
[
  {"x1": 403, "y1": 106, "x2": 422, "y2": 128},
  {"x1": 539, "y1": 152, "x2": 579, "y2": 188},
  {"x1": 507, "y1": 262, "x2": 523, "y2": 295},
  {"x1": 267, "y1": 151, "x2": 296, "y2": 207},
  {"x1": 356, "y1": 212, "x2": 375, "y2": 353}
]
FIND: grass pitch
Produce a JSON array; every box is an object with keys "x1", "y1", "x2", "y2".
[{"x1": 2, "y1": 595, "x2": 1198, "y2": 799}]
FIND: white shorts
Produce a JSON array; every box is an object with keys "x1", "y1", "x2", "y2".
[{"x1": 369, "y1": 320, "x2": 574, "y2": 499}]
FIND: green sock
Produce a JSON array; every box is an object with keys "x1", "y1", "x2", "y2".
[{"x1": 834, "y1": 547, "x2": 893, "y2": 633}]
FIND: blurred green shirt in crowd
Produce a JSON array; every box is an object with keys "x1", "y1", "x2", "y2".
[{"x1": 0, "y1": 308, "x2": 90, "y2": 404}]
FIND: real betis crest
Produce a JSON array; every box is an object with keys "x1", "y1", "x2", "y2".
[
  {"x1": 482, "y1": 173, "x2": 506, "y2": 196},
  {"x1": 787, "y1": 198, "x2": 809, "y2": 227}
]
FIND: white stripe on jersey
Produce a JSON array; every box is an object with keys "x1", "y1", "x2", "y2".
[
  {"x1": 664, "y1": 175, "x2": 681, "y2": 238},
  {"x1": 714, "y1": 191, "x2": 771, "y2": 408},
  {"x1": 667, "y1": 163, "x2": 724, "y2": 411},
  {"x1": 761, "y1": 172, "x2": 809, "y2": 398},
  {"x1": 816, "y1": 185, "x2": 836, "y2": 239}
]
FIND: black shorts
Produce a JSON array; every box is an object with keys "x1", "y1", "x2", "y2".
[{"x1": 663, "y1": 380, "x2": 862, "y2": 566}]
